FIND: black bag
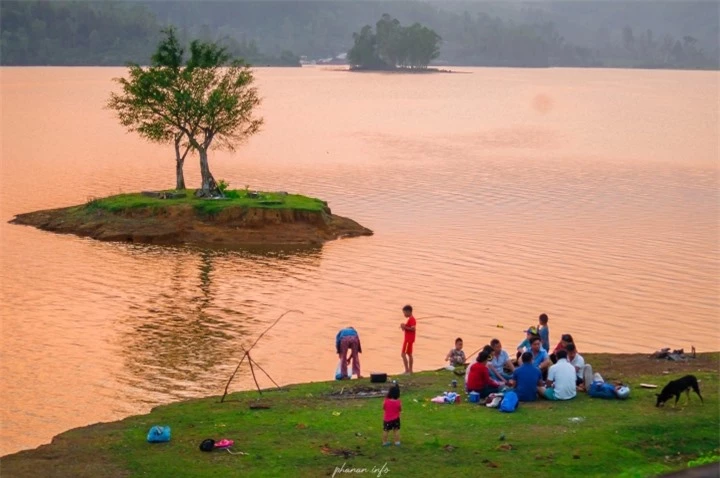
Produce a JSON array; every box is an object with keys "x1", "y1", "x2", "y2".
[{"x1": 199, "y1": 439, "x2": 215, "y2": 452}]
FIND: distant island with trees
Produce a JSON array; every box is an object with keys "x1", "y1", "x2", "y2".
[
  {"x1": 348, "y1": 14, "x2": 443, "y2": 72},
  {"x1": 1, "y1": 0, "x2": 717, "y2": 70}
]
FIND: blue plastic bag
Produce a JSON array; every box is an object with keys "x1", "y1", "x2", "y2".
[
  {"x1": 499, "y1": 391, "x2": 519, "y2": 412},
  {"x1": 335, "y1": 359, "x2": 344, "y2": 380},
  {"x1": 147, "y1": 425, "x2": 171, "y2": 443}
]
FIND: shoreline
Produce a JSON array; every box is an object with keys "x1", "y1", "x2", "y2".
[
  {"x1": 347, "y1": 66, "x2": 459, "y2": 74},
  {"x1": 2, "y1": 351, "x2": 718, "y2": 474}
]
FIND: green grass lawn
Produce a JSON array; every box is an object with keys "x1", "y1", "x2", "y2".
[
  {"x1": 84, "y1": 189, "x2": 327, "y2": 216},
  {"x1": 108, "y1": 357, "x2": 718, "y2": 477},
  {"x1": 4, "y1": 354, "x2": 718, "y2": 477}
]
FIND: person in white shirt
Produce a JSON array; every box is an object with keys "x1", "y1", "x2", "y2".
[
  {"x1": 538, "y1": 350, "x2": 577, "y2": 400},
  {"x1": 566, "y1": 343, "x2": 593, "y2": 392}
]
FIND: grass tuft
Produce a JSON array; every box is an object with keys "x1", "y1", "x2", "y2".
[{"x1": 82, "y1": 190, "x2": 327, "y2": 216}]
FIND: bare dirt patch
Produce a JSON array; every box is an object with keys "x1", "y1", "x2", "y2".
[
  {"x1": 584, "y1": 352, "x2": 719, "y2": 385},
  {"x1": 326, "y1": 385, "x2": 389, "y2": 399}
]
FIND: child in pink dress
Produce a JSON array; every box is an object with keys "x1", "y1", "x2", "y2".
[{"x1": 382, "y1": 385, "x2": 402, "y2": 446}]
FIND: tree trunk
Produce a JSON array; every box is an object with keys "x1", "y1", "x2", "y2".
[
  {"x1": 175, "y1": 158, "x2": 185, "y2": 190},
  {"x1": 174, "y1": 138, "x2": 186, "y2": 190},
  {"x1": 197, "y1": 147, "x2": 221, "y2": 197}
]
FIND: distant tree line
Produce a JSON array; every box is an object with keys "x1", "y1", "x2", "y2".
[
  {"x1": 0, "y1": 1, "x2": 300, "y2": 66},
  {"x1": 0, "y1": 1, "x2": 159, "y2": 65},
  {"x1": 1, "y1": 0, "x2": 717, "y2": 70},
  {"x1": 137, "y1": 1, "x2": 717, "y2": 70},
  {"x1": 348, "y1": 15, "x2": 441, "y2": 70},
  {"x1": 614, "y1": 26, "x2": 711, "y2": 70},
  {"x1": 439, "y1": 11, "x2": 718, "y2": 69}
]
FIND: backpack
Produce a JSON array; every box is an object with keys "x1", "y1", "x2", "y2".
[
  {"x1": 499, "y1": 391, "x2": 519, "y2": 413},
  {"x1": 199, "y1": 439, "x2": 215, "y2": 452},
  {"x1": 146, "y1": 426, "x2": 171, "y2": 443}
]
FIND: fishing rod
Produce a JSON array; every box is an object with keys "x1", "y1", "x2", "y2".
[
  {"x1": 466, "y1": 345, "x2": 489, "y2": 360},
  {"x1": 415, "y1": 315, "x2": 453, "y2": 321}
]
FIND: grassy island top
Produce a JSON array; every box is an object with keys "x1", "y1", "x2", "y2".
[
  {"x1": 84, "y1": 189, "x2": 329, "y2": 216},
  {"x1": 3, "y1": 353, "x2": 718, "y2": 477}
]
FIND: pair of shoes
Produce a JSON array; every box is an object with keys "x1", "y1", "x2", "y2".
[
  {"x1": 484, "y1": 393, "x2": 503, "y2": 404},
  {"x1": 382, "y1": 442, "x2": 391, "y2": 447},
  {"x1": 395, "y1": 442, "x2": 401, "y2": 446},
  {"x1": 486, "y1": 396, "x2": 503, "y2": 408}
]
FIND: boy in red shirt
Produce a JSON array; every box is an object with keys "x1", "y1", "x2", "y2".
[{"x1": 400, "y1": 305, "x2": 416, "y2": 374}]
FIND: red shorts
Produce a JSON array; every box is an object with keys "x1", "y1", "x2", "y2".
[{"x1": 402, "y1": 340, "x2": 414, "y2": 355}]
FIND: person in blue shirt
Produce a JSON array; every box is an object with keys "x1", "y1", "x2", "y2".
[
  {"x1": 516, "y1": 326, "x2": 538, "y2": 354},
  {"x1": 509, "y1": 352, "x2": 543, "y2": 401},
  {"x1": 335, "y1": 327, "x2": 363, "y2": 379},
  {"x1": 529, "y1": 337, "x2": 552, "y2": 380},
  {"x1": 538, "y1": 313, "x2": 550, "y2": 352},
  {"x1": 488, "y1": 338, "x2": 514, "y2": 384}
]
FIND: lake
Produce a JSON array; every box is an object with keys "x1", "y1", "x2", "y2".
[{"x1": 0, "y1": 67, "x2": 718, "y2": 455}]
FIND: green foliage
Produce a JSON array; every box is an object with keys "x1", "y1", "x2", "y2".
[
  {"x1": 402, "y1": 23, "x2": 441, "y2": 69},
  {"x1": 217, "y1": 179, "x2": 229, "y2": 194},
  {"x1": 107, "y1": 30, "x2": 264, "y2": 193},
  {"x1": 347, "y1": 25, "x2": 383, "y2": 69},
  {"x1": 83, "y1": 190, "x2": 326, "y2": 215},
  {"x1": 0, "y1": 1, "x2": 301, "y2": 67},
  {"x1": 0, "y1": 1, "x2": 161, "y2": 65},
  {"x1": 688, "y1": 451, "x2": 720, "y2": 467},
  {"x1": 348, "y1": 14, "x2": 442, "y2": 70}
]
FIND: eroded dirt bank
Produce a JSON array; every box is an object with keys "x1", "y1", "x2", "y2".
[{"x1": 9, "y1": 203, "x2": 373, "y2": 247}]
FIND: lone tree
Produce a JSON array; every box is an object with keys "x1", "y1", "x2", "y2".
[
  {"x1": 107, "y1": 28, "x2": 263, "y2": 196},
  {"x1": 108, "y1": 29, "x2": 193, "y2": 190}
]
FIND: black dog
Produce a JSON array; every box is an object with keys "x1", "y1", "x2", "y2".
[{"x1": 656, "y1": 375, "x2": 703, "y2": 408}]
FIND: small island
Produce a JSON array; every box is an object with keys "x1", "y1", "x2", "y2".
[
  {"x1": 10, "y1": 190, "x2": 372, "y2": 247},
  {"x1": 7, "y1": 30, "x2": 372, "y2": 249},
  {"x1": 347, "y1": 14, "x2": 447, "y2": 73}
]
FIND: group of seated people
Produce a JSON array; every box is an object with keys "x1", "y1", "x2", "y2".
[{"x1": 445, "y1": 322, "x2": 592, "y2": 402}]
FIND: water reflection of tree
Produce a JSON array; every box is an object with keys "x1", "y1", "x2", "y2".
[{"x1": 117, "y1": 245, "x2": 322, "y2": 402}]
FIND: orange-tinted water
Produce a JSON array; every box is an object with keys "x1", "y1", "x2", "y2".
[{"x1": 1, "y1": 67, "x2": 718, "y2": 455}]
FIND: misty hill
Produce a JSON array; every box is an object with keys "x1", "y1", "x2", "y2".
[{"x1": 1, "y1": 0, "x2": 717, "y2": 69}]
